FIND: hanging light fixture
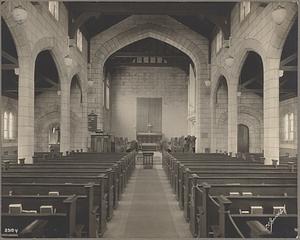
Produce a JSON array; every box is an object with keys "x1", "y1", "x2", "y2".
[
  {"x1": 272, "y1": 5, "x2": 287, "y2": 25},
  {"x1": 64, "y1": 55, "x2": 72, "y2": 66},
  {"x1": 14, "y1": 68, "x2": 19, "y2": 75},
  {"x1": 12, "y1": 5, "x2": 28, "y2": 24},
  {"x1": 225, "y1": 56, "x2": 234, "y2": 66},
  {"x1": 279, "y1": 69, "x2": 284, "y2": 77}
]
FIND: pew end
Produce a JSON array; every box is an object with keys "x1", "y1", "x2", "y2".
[
  {"x1": 19, "y1": 219, "x2": 48, "y2": 238},
  {"x1": 247, "y1": 220, "x2": 272, "y2": 238}
]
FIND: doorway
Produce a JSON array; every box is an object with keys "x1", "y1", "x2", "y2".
[{"x1": 238, "y1": 124, "x2": 249, "y2": 153}]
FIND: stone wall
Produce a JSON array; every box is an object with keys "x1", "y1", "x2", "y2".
[
  {"x1": 109, "y1": 66, "x2": 188, "y2": 140},
  {"x1": 279, "y1": 97, "x2": 297, "y2": 156}
]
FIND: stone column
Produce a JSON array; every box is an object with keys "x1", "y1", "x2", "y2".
[
  {"x1": 210, "y1": 96, "x2": 217, "y2": 152},
  {"x1": 60, "y1": 83, "x2": 71, "y2": 154},
  {"x1": 81, "y1": 91, "x2": 88, "y2": 151},
  {"x1": 18, "y1": 57, "x2": 35, "y2": 163},
  {"x1": 227, "y1": 84, "x2": 238, "y2": 155},
  {"x1": 263, "y1": 59, "x2": 280, "y2": 165}
]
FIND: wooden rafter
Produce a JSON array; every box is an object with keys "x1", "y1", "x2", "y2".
[
  {"x1": 2, "y1": 50, "x2": 18, "y2": 64},
  {"x1": 280, "y1": 53, "x2": 297, "y2": 67},
  {"x1": 241, "y1": 75, "x2": 260, "y2": 88},
  {"x1": 280, "y1": 66, "x2": 297, "y2": 72},
  {"x1": 37, "y1": 75, "x2": 59, "y2": 87},
  {"x1": 2, "y1": 64, "x2": 18, "y2": 70},
  {"x1": 69, "y1": 12, "x2": 100, "y2": 39}
]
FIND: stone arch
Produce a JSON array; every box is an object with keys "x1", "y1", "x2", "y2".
[
  {"x1": 232, "y1": 39, "x2": 266, "y2": 89},
  {"x1": 92, "y1": 23, "x2": 207, "y2": 79},
  {"x1": 266, "y1": 2, "x2": 297, "y2": 59},
  {"x1": 1, "y1": 3, "x2": 31, "y2": 58},
  {"x1": 32, "y1": 37, "x2": 68, "y2": 86},
  {"x1": 91, "y1": 16, "x2": 210, "y2": 151}
]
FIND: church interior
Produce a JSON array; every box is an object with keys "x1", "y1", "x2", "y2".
[{"x1": 1, "y1": 1, "x2": 299, "y2": 238}]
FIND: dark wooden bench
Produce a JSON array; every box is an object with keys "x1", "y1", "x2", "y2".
[
  {"x1": 2, "y1": 195, "x2": 77, "y2": 238},
  {"x1": 215, "y1": 195, "x2": 297, "y2": 238},
  {"x1": 2, "y1": 182, "x2": 100, "y2": 237}
]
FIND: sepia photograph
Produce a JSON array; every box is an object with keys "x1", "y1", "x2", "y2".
[{"x1": 0, "y1": 0, "x2": 299, "y2": 239}]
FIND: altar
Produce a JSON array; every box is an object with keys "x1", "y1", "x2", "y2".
[{"x1": 136, "y1": 132, "x2": 162, "y2": 152}]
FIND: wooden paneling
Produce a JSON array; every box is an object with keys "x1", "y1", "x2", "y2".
[{"x1": 136, "y1": 98, "x2": 162, "y2": 133}]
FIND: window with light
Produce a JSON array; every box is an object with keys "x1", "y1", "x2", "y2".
[
  {"x1": 76, "y1": 29, "x2": 83, "y2": 52},
  {"x1": 216, "y1": 30, "x2": 223, "y2": 53},
  {"x1": 105, "y1": 78, "x2": 110, "y2": 110},
  {"x1": 284, "y1": 112, "x2": 295, "y2": 141},
  {"x1": 49, "y1": 1, "x2": 59, "y2": 21},
  {"x1": 240, "y1": 1, "x2": 251, "y2": 22},
  {"x1": 3, "y1": 112, "x2": 14, "y2": 140}
]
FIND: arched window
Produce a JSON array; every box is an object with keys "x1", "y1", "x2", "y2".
[
  {"x1": 106, "y1": 78, "x2": 110, "y2": 110},
  {"x1": 3, "y1": 112, "x2": 8, "y2": 139},
  {"x1": 284, "y1": 112, "x2": 295, "y2": 141},
  {"x1": 3, "y1": 111, "x2": 14, "y2": 140},
  {"x1": 76, "y1": 29, "x2": 83, "y2": 52},
  {"x1": 49, "y1": 1, "x2": 59, "y2": 21},
  {"x1": 216, "y1": 30, "x2": 223, "y2": 53},
  {"x1": 240, "y1": 1, "x2": 251, "y2": 22}
]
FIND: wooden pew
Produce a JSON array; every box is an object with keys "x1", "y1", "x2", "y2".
[
  {"x1": 2, "y1": 195, "x2": 77, "y2": 238},
  {"x1": 2, "y1": 182, "x2": 99, "y2": 237},
  {"x1": 215, "y1": 195, "x2": 297, "y2": 238},
  {"x1": 2, "y1": 174, "x2": 108, "y2": 236},
  {"x1": 189, "y1": 179, "x2": 297, "y2": 238}
]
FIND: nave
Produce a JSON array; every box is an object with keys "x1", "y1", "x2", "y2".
[{"x1": 104, "y1": 163, "x2": 191, "y2": 239}]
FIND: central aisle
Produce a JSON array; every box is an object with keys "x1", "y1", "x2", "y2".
[{"x1": 103, "y1": 163, "x2": 192, "y2": 239}]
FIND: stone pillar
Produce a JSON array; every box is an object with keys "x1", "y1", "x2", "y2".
[
  {"x1": 81, "y1": 91, "x2": 88, "y2": 151},
  {"x1": 210, "y1": 97, "x2": 217, "y2": 152},
  {"x1": 60, "y1": 83, "x2": 71, "y2": 154},
  {"x1": 18, "y1": 57, "x2": 35, "y2": 163},
  {"x1": 227, "y1": 84, "x2": 238, "y2": 155},
  {"x1": 263, "y1": 60, "x2": 280, "y2": 165}
]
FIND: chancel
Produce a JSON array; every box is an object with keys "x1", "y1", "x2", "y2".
[{"x1": 1, "y1": 1, "x2": 299, "y2": 239}]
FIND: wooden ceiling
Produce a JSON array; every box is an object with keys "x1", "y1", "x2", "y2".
[{"x1": 64, "y1": 2, "x2": 236, "y2": 41}]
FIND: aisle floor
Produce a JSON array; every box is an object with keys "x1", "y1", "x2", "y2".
[{"x1": 103, "y1": 163, "x2": 192, "y2": 239}]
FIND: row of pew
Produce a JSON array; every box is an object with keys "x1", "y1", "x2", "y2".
[
  {"x1": 1, "y1": 151, "x2": 136, "y2": 238},
  {"x1": 162, "y1": 152, "x2": 297, "y2": 238}
]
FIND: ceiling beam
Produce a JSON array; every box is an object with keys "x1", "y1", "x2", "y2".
[
  {"x1": 69, "y1": 12, "x2": 100, "y2": 39},
  {"x1": 280, "y1": 78, "x2": 289, "y2": 87},
  {"x1": 70, "y1": 2, "x2": 231, "y2": 17},
  {"x1": 280, "y1": 66, "x2": 297, "y2": 72},
  {"x1": 2, "y1": 50, "x2": 18, "y2": 64},
  {"x1": 2, "y1": 64, "x2": 18, "y2": 70},
  {"x1": 110, "y1": 52, "x2": 189, "y2": 59},
  {"x1": 280, "y1": 53, "x2": 297, "y2": 67},
  {"x1": 38, "y1": 75, "x2": 59, "y2": 87},
  {"x1": 241, "y1": 75, "x2": 260, "y2": 88},
  {"x1": 4, "y1": 87, "x2": 58, "y2": 93},
  {"x1": 201, "y1": 14, "x2": 231, "y2": 40}
]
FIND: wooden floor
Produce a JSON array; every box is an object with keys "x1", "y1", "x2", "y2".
[{"x1": 103, "y1": 156, "x2": 192, "y2": 239}]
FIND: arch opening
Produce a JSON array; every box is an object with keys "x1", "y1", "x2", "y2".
[
  {"x1": 103, "y1": 37, "x2": 193, "y2": 145},
  {"x1": 34, "y1": 50, "x2": 61, "y2": 152},
  {"x1": 214, "y1": 76, "x2": 228, "y2": 153},
  {"x1": 70, "y1": 74, "x2": 84, "y2": 150},
  {"x1": 279, "y1": 18, "x2": 298, "y2": 157},
  {"x1": 237, "y1": 51, "x2": 264, "y2": 154},
  {"x1": 1, "y1": 18, "x2": 19, "y2": 156}
]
